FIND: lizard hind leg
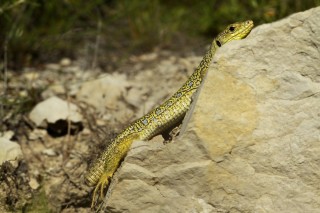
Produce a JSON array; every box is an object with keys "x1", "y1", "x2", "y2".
[
  {"x1": 90, "y1": 133, "x2": 140, "y2": 208},
  {"x1": 91, "y1": 172, "x2": 111, "y2": 208}
]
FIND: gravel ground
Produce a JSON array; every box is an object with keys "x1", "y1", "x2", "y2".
[{"x1": 0, "y1": 49, "x2": 203, "y2": 212}]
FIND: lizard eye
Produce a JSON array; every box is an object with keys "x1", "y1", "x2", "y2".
[
  {"x1": 229, "y1": 26, "x2": 235, "y2": 32},
  {"x1": 216, "y1": 40, "x2": 221, "y2": 47}
]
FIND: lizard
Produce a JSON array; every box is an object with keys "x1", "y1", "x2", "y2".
[{"x1": 85, "y1": 20, "x2": 254, "y2": 207}]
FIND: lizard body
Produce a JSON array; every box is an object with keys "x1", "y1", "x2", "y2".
[{"x1": 85, "y1": 20, "x2": 254, "y2": 207}]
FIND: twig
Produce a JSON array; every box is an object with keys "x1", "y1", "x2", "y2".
[
  {"x1": 92, "y1": 19, "x2": 102, "y2": 70},
  {"x1": 1, "y1": 41, "x2": 8, "y2": 126}
]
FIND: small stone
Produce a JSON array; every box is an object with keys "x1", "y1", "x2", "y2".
[
  {"x1": 60, "y1": 58, "x2": 72, "y2": 67},
  {"x1": 49, "y1": 84, "x2": 66, "y2": 94},
  {"x1": 41, "y1": 85, "x2": 66, "y2": 98},
  {"x1": 29, "y1": 96, "x2": 83, "y2": 127},
  {"x1": 1, "y1": 130, "x2": 14, "y2": 140},
  {"x1": 29, "y1": 178, "x2": 40, "y2": 190},
  {"x1": 125, "y1": 87, "x2": 146, "y2": 108},
  {"x1": 101, "y1": 114, "x2": 112, "y2": 121},
  {"x1": 23, "y1": 72, "x2": 39, "y2": 81},
  {"x1": 46, "y1": 63, "x2": 61, "y2": 71},
  {"x1": 65, "y1": 66, "x2": 81, "y2": 74},
  {"x1": 76, "y1": 73, "x2": 130, "y2": 112},
  {"x1": 41, "y1": 148, "x2": 57, "y2": 157},
  {"x1": 19, "y1": 90, "x2": 28, "y2": 97},
  {"x1": 29, "y1": 129, "x2": 47, "y2": 140},
  {"x1": 139, "y1": 52, "x2": 158, "y2": 61},
  {"x1": 96, "y1": 119, "x2": 106, "y2": 126},
  {"x1": 81, "y1": 128, "x2": 91, "y2": 135},
  {"x1": 29, "y1": 96, "x2": 83, "y2": 136},
  {"x1": 65, "y1": 161, "x2": 73, "y2": 168},
  {"x1": 0, "y1": 137, "x2": 23, "y2": 168}
]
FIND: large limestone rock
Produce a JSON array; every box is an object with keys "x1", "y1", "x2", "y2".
[{"x1": 102, "y1": 7, "x2": 320, "y2": 213}]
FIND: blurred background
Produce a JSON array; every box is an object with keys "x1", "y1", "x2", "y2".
[{"x1": 1, "y1": 0, "x2": 320, "y2": 71}]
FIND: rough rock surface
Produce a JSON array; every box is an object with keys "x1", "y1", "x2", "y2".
[{"x1": 103, "y1": 7, "x2": 320, "y2": 213}]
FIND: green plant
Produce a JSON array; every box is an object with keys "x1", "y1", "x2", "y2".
[{"x1": 1, "y1": 0, "x2": 319, "y2": 69}]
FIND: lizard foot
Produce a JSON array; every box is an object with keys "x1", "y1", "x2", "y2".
[{"x1": 91, "y1": 173, "x2": 112, "y2": 208}]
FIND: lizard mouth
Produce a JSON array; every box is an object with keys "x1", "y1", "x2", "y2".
[
  {"x1": 242, "y1": 20, "x2": 254, "y2": 37},
  {"x1": 239, "y1": 20, "x2": 254, "y2": 38}
]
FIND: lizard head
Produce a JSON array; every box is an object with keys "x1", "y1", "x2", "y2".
[{"x1": 213, "y1": 20, "x2": 254, "y2": 48}]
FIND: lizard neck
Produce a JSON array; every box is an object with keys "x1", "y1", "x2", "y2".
[{"x1": 190, "y1": 41, "x2": 219, "y2": 85}]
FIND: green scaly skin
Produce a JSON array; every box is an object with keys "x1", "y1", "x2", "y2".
[{"x1": 85, "y1": 20, "x2": 254, "y2": 207}]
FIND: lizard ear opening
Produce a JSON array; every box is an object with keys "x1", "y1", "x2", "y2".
[
  {"x1": 216, "y1": 40, "x2": 221, "y2": 47},
  {"x1": 229, "y1": 26, "x2": 235, "y2": 32}
]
